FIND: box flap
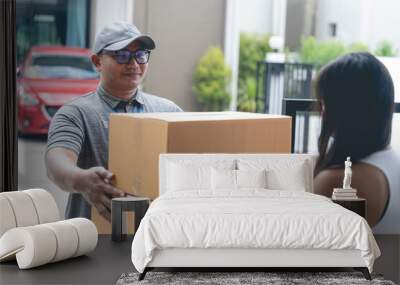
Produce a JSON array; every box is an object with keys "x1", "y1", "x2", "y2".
[{"x1": 111, "y1": 111, "x2": 290, "y2": 122}]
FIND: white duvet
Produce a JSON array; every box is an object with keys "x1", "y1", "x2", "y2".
[{"x1": 131, "y1": 190, "x2": 380, "y2": 273}]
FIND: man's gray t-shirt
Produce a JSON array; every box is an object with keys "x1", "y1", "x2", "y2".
[{"x1": 46, "y1": 86, "x2": 182, "y2": 218}]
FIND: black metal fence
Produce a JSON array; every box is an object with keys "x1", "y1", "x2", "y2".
[
  {"x1": 255, "y1": 61, "x2": 314, "y2": 114},
  {"x1": 255, "y1": 61, "x2": 316, "y2": 153},
  {"x1": 281, "y1": 98, "x2": 316, "y2": 153}
]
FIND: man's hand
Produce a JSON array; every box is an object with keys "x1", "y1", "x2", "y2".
[
  {"x1": 46, "y1": 148, "x2": 125, "y2": 221},
  {"x1": 73, "y1": 166, "x2": 125, "y2": 221}
]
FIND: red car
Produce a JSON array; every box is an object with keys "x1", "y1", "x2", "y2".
[{"x1": 17, "y1": 45, "x2": 99, "y2": 135}]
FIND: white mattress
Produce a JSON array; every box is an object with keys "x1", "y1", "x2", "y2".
[{"x1": 131, "y1": 190, "x2": 380, "y2": 273}]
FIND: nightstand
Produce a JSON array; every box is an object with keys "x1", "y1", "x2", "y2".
[
  {"x1": 332, "y1": 198, "x2": 366, "y2": 218},
  {"x1": 111, "y1": 196, "x2": 150, "y2": 242}
]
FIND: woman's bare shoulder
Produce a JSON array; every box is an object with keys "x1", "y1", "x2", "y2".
[
  {"x1": 314, "y1": 162, "x2": 389, "y2": 226},
  {"x1": 314, "y1": 163, "x2": 388, "y2": 193}
]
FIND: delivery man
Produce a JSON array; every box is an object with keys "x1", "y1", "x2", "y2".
[{"x1": 45, "y1": 22, "x2": 182, "y2": 221}]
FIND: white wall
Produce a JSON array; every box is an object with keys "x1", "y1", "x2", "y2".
[
  {"x1": 238, "y1": 0, "x2": 272, "y2": 35},
  {"x1": 315, "y1": 0, "x2": 400, "y2": 51},
  {"x1": 225, "y1": 0, "x2": 241, "y2": 111},
  {"x1": 378, "y1": 57, "x2": 400, "y2": 102},
  {"x1": 362, "y1": 0, "x2": 400, "y2": 51},
  {"x1": 315, "y1": 0, "x2": 362, "y2": 45},
  {"x1": 238, "y1": 0, "x2": 287, "y2": 38}
]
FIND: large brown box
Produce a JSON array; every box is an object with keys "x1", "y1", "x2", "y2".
[{"x1": 92, "y1": 111, "x2": 291, "y2": 233}]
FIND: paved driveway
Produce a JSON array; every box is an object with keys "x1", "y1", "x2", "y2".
[{"x1": 18, "y1": 136, "x2": 68, "y2": 218}]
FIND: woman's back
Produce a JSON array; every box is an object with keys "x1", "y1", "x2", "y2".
[
  {"x1": 314, "y1": 147, "x2": 400, "y2": 234},
  {"x1": 361, "y1": 147, "x2": 400, "y2": 234}
]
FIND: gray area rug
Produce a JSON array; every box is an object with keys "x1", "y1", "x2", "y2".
[{"x1": 116, "y1": 271, "x2": 396, "y2": 285}]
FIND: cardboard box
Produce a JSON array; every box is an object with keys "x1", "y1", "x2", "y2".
[{"x1": 92, "y1": 112, "x2": 291, "y2": 233}]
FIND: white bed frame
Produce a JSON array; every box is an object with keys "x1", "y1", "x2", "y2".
[
  {"x1": 139, "y1": 154, "x2": 371, "y2": 280},
  {"x1": 148, "y1": 248, "x2": 365, "y2": 267}
]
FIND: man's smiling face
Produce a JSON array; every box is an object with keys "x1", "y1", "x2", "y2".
[{"x1": 94, "y1": 41, "x2": 149, "y2": 93}]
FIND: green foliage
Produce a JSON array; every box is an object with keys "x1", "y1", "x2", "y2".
[
  {"x1": 348, "y1": 42, "x2": 369, "y2": 53},
  {"x1": 238, "y1": 33, "x2": 271, "y2": 84},
  {"x1": 193, "y1": 47, "x2": 231, "y2": 111},
  {"x1": 299, "y1": 36, "x2": 318, "y2": 64},
  {"x1": 299, "y1": 37, "x2": 398, "y2": 68},
  {"x1": 374, "y1": 41, "x2": 397, "y2": 57},
  {"x1": 237, "y1": 78, "x2": 257, "y2": 112},
  {"x1": 237, "y1": 33, "x2": 271, "y2": 111},
  {"x1": 299, "y1": 37, "x2": 346, "y2": 67}
]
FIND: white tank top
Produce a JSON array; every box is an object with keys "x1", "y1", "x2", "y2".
[{"x1": 361, "y1": 147, "x2": 400, "y2": 234}]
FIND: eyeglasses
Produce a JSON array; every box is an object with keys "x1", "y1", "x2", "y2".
[{"x1": 102, "y1": 49, "x2": 151, "y2": 65}]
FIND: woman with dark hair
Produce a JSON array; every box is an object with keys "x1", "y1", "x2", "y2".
[{"x1": 313, "y1": 52, "x2": 400, "y2": 234}]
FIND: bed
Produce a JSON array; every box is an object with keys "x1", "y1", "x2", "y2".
[{"x1": 131, "y1": 154, "x2": 380, "y2": 280}]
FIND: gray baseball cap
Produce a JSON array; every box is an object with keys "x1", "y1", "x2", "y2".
[{"x1": 93, "y1": 22, "x2": 155, "y2": 54}]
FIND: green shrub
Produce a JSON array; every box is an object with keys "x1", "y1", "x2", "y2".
[
  {"x1": 193, "y1": 47, "x2": 231, "y2": 111},
  {"x1": 237, "y1": 78, "x2": 257, "y2": 112},
  {"x1": 299, "y1": 36, "x2": 346, "y2": 67},
  {"x1": 237, "y1": 33, "x2": 271, "y2": 111},
  {"x1": 348, "y1": 42, "x2": 369, "y2": 53},
  {"x1": 299, "y1": 37, "x2": 398, "y2": 68},
  {"x1": 298, "y1": 36, "x2": 318, "y2": 64},
  {"x1": 374, "y1": 41, "x2": 397, "y2": 57}
]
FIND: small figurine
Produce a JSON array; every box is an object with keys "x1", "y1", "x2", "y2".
[
  {"x1": 332, "y1": 157, "x2": 357, "y2": 199},
  {"x1": 343, "y1": 157, "x2": 352, "y2": 189}
]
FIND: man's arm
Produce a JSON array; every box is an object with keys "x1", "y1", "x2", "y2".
[
  {"x1": 45, "y1": 147, "x2": 83, "y2": 192},
  {"x1": 45, "y1": 147, "x2": 124, "y2": 222},
  {"x1": 45, "y1": 104, "x2": 125, "y2": 221},
  {"x1": 45, "y1": 147, "x2": 125, "y2": 221}
]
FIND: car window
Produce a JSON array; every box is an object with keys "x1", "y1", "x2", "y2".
[{"x1": 24, "y1": 54, "x2": 98, "y2": 79}]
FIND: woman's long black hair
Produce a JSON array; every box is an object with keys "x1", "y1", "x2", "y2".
[{"x1": 314, "y1": 52, "x2": 394, "y2": 175}]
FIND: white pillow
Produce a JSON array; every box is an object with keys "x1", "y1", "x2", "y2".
[
  {"x1": 166, "y1": 162, "x2": 212, "y2": 191},
  {"x1": 238, "y1": 158, "x2": 312, "y2": 192},
  {"x1": 211, "y1": 168, "x2": 237, "y2": 190},
  {"x1": 237, "y1": 169, "x2": 268, "y2": 189},
  {"x1": 211, "y1": 169, "x2": 268, "y2": 190},
  {"x1": 267, "y1": 165, "x2": 307, "y2": 191}
]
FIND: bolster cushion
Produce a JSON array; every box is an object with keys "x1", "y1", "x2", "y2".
[
  {"x1": 0, "y1": 218, "x2": 98, "y2": 269},
  {"x1": 0, "y1": 189, "x2": 60, "y2": 237}
]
